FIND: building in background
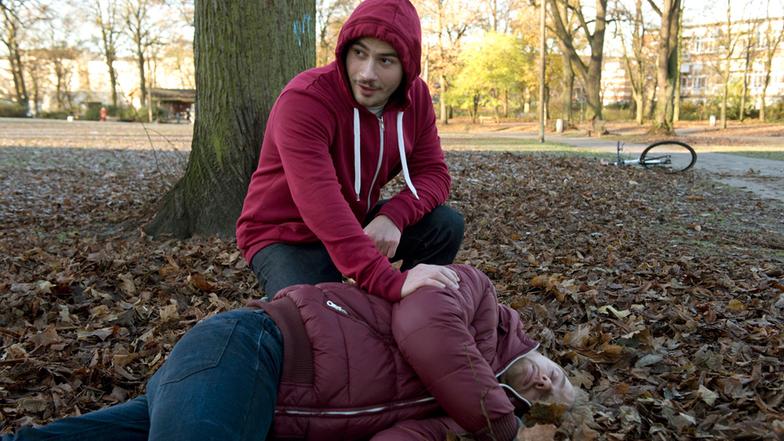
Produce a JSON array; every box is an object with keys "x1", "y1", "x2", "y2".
[
  {"x1": 0, "y1": 45, "x2": 194, "y2": 118},
  {"x1": 679, "y1": 16, "x2": 784, "y2": 109}
]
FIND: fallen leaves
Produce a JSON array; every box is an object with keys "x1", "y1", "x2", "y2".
[{"x1": 1, "y1": 139, "x2": 783, "y2": 440}]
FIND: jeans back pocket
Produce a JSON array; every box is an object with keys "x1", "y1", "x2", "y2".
[{"x1": 156, "y1": 317, "x2": 239, "y2": 386}]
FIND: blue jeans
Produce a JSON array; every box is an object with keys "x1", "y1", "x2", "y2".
[
  {"x1": 2, "y1": 309, "x2": 283, "y2": 441},
  {"x1": 252, "y1": 203, "x2": 464, "y2": 298}
]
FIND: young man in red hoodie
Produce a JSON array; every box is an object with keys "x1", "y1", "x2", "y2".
[
  {"x1": 236, "y1": 0, "x2": 464, "y2": 301},
  {"x1": 2, "y1": 266, "x2": 575, "y2": 441}
]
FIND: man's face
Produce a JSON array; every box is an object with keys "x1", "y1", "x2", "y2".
[
  {"x1": 345, "y1": 37, "x2": 404, "y2": 108},
  {"x1": 509, "y1": 351, "x2": 575, "y2": 406}
]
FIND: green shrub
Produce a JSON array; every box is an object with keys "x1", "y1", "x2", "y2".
[
  {"x1": 764, "y1": 100, "x2": 784, "y2": 121},
  {"x1": 39, "y1": 111, "x2": 71, "y2": 120},
  {"x1": 0, "y1": 101, "x2": 27, "y2": 117},
  {"x1": 119, "y1": 106, "x2": 168, "y2": 122},
  {"x1": 678, "y1": 101, "x2": 707, "y2": 121}
]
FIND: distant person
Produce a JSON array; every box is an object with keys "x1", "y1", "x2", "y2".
[
  {"x1": 99, "y1": 106, "x2": 107, "y2": 122},
  {"x1": 236, "y1": 0, "x2": 464, "y2": 301},
  {"x1": 1, "y1": 265, "x2": 575, "y2": 441}
]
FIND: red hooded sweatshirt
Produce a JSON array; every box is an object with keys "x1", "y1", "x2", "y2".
[{"x1": 236, "y1": 0, "x2": 450, "y2": 302}]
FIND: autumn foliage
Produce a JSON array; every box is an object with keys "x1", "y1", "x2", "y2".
[{"x1": 1, "y1": 128, "x2": 783, "y2": 439}]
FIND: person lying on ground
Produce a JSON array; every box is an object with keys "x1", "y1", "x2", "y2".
[{"x1": 1, "y1": 265, "x2": 575, "y2": 441}]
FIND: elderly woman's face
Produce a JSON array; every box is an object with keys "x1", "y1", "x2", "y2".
[{"x1": 509, "y1": 351, "x2": 575, "y2": 406}]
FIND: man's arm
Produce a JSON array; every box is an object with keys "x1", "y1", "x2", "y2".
[{"x1": 391, "y1": 265, "x2": 520, "y2": 441}]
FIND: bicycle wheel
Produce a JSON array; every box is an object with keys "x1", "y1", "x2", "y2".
[{"x1": 640, "y1": 140, "x2": 697, "y2": 173}]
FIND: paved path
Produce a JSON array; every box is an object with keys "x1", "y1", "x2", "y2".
[{"x1": 441, "y1": 132, "x2": 784, "y2": 202}]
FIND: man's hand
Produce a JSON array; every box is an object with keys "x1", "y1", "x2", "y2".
[
  {"x1": 364, "y1": 215, "x2": 401, "y2": 258},
  {"x1": 401, "y1": 264, "x2": 460, "y2": 298}
]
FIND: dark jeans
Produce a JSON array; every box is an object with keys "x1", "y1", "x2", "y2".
[
  {"x1": 2, "y1": 309, "x2": 283, "y2": 441},
  {"x1": 251, "y1": 203, "x2": 465, "y2": 298}
]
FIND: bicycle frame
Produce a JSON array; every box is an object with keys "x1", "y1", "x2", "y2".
[{"x1": 616, "y1": 141, "x2": 670, "y2": 167}]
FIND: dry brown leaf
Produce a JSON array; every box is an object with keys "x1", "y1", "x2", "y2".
[
  {"x1": 29, "y1": 326, "x2": 62, "y2": 347},
  {"x1": 188, "y1": 273, "x2": 215, "y2": 292},
  {"x1": 517, "y1": 424, "x2": 557, "y2": 441}
]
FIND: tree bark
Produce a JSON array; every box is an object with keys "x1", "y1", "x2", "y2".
[
  {"x1": 439, "y1": 72, "x2": 448, "y2": 124},
  {"x1": 721, "y1": 79, "x2": 728, "y2": 129},
  {"x1": 145, "y1": 0, "x2": 315, "y2": 238},
  {"x1": 650, "y1": 0, "x2": 680, "y2": 134}
]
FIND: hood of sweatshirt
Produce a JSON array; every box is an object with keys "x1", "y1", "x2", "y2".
[
  {"x1": 333, "y1": 0, "x2": 424, "y2": 202},
  {"x1": 335, "y1": 0, "x2": 422, "y2": 110}
]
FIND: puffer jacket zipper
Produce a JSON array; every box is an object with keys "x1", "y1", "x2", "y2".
[{"x1": 275, "y1": 396, "x2": 436, "y2": 417}]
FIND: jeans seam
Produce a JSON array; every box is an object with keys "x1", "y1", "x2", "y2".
[
  {"x1": 238, "y1": 325, "x2": 267, "y2": 438},
  {"x1": 30, "y1": 418, "x2": 149, "y2": 441}
]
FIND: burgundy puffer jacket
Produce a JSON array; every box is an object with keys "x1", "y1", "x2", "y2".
[{"x1": 253, "y1": 265, "x2": 539, "y2": 441}]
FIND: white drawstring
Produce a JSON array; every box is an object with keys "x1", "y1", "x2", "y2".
[
  {"x1": 396, "y1": 111, "x2": 419, "y2": 199},
  {"x1": 353, "y1": 108, "x2": 361, "y2": 201},
  {"x1": 352, "y1": 109, "x2": 419, "y2": 203}
]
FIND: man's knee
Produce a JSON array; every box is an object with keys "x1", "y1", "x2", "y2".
[{"x1": 430, "y1": 205, "x2": 465, "y2": 243}]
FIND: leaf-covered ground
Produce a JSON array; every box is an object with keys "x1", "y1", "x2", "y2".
[{"x1": 1, "y1": 123, "x2": 783, "y2": 440}]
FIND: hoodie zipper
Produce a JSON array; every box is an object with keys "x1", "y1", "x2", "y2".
[{"x1": 367, "y1": 115, "x2": 385, "y2": 211}]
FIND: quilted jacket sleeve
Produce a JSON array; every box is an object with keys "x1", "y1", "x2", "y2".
[
  {"x1": 369, "y1": 416, "x2": 463, "y2": 441},
  {"x1": 390, "y1": 265, "x2": 519, "y2": 441}
]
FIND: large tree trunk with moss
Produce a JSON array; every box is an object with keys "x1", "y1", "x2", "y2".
[{"x1": 145, "y1": 0, "x2": 315, "y2": 238}]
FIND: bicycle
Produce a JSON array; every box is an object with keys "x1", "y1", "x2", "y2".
[{"x1": 614, "y1": 140, "x2": 697, "y2": 173}]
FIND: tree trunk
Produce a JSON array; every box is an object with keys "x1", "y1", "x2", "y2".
[
  {"x1": 647, "y1": 75, "x2": 658, "y2": 120},
  {"x1": 145, "y1": 0, "x2": 315, "y2": 238},
  {"x1": 137, "y1": 45, "x2": 147, "y2": 106},
  {"x1": 760, "y1": 70, "x2": 770, "y2": 122},
  {"x1": 439, "y1": 73, "x2": 448, "y2": 124},
  {"x1": 503, "y1": 88, "x2": 509, "y2": 118},
  {"x1": 548, "y1": 0, "x2": 607, "y2": 133},
  {"x1": 721, "y1": 78, "x2": 728, "y2": 129},
  {"x1": 651, "y1": 0, "x2": 680, "y2": 134},
  {"x1": 673, "y1": 5, "x2": 682, "y2": 122},
  {"x1": 562, "y1": 52, "x2": 574, "y2": 125},
  {"x1": 740, "y1": 48, "x2": 751, "y2": 122},
  {"x1": 634, "y1": 90, "x2": 644, "y2": 125}
]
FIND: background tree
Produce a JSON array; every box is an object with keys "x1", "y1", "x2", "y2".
[
  {"x1": 548, "y1": 0, "x2": 609, "y2": 134},
  {"x1": 315, "y1": 0, "x2": 356, "y2": 66},
  {"x1": 759, "y1": 1, "x2": 783, "y2": 122},
  {"x1": 123, "y1": 0, "x2": 166, "y2": 107},
  {"x1": 0, "y1": 0, "x2": 30, "y2": 112},
  {"x1": 482, "y1": 0, "x2": 523, "y2": 34},
  {"x1": 451, "y1": 32, "x2": 533, "y2": 121},
  {"x1": 414, "y1": 0, "x2": 482, "y2": 124},
  {"x1": 737, "y1": 19, "x2": 757, "y2": 122},
  {"x1": 42, "y1": 7, "x2": 81, "y2": 112},
  {"x1": 91, "y1": 0, "x2": 122, "y2": 107},
  {"x1": 145, "y1": 0, "x2": 315, "y2": 238},
  {"x1": 647, "y1": 0, "x2": 681, "y2": 134},
  {"x1": 614, "y1": 0, "x2": 656, "y2": 125},
  {"x1": 546, "y1": 0, "x2": 579, "y2": 127},
  {"x1": 706, "y1": 0, "x2": 742, "y2": 129}
]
